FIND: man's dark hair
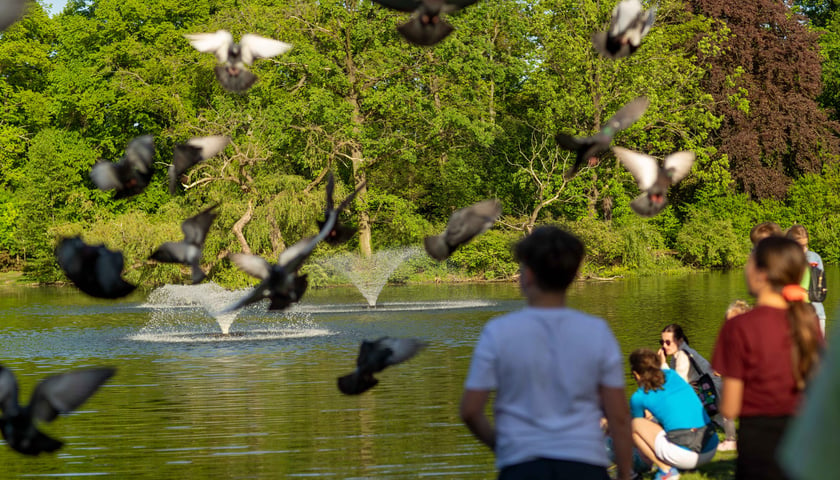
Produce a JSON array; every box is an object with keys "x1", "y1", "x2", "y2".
[{"x1": 514, "y1": 226, "x2": 584, "y2": 292}]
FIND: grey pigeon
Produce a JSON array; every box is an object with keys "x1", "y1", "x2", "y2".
[
  {"x1": 223, "y1": 177, "x2": 366, "y2": 312},
  {"x1": 424, "y1": 199, "x2": 501, "y2": 261},
  {"x1": 55, "y1": 237, "x2": 137, "y2": 299},
  {"x1": 317, "y1": 172, "x2": 360, "y2": 246},
  {"x1": 338, "y1": 337, "x2": 427, "y2": 395},
  {"x1": 0, "y1": 0, "x2": 26, "y2": 31},
  {"x1": 613, "y1": 146, "x2": 695, "y2": 217},
  {"x1": 169, "y1": 136, "x2": 230, "y2": 194},
  {"x1": 371, "y1": 0, "x2": 480, "y2": 46},
  {"x1": 592, "y1": 0, "x2": 656, "y2": 59},
  {"x1": 0, "y1": 365, "x2": 115, "y2": 455},
  {"x1": 185, "y1": 30, "x2": 292, "y2": 93},
  {"x1": 556, "y1": 96, "x2": 649, "y2": 177},
  {"x1": 89, "y1": 135, "x2": 155, "y2": 199},
  {"x1": 149, "y1": 205, "x2": 219, "y2": 284}
]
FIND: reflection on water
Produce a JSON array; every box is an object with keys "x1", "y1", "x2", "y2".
[{"x1": 0, "y1": 268, "x2": 836, "y2": 478}]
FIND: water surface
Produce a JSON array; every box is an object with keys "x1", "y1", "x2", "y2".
[{"x1": 0, "y1": 268, "x2": 836, "y2": 478}]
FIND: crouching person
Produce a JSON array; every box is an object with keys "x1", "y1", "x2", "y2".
[{"x1": 629, "y1": 349, "x2": 718, "y2": 480}]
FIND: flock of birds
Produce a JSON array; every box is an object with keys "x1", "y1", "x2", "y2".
[{"x1": 0, "y1": 0, "x2": 693, "y2": 458}]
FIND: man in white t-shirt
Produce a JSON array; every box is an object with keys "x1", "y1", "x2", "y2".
[{"x1": 460, "y1": 226, "x2": 633, "y2": 480}]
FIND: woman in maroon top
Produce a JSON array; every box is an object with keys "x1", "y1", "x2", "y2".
[{"x1": 712, "y1": 236, "x2": 822, "y2": 480}]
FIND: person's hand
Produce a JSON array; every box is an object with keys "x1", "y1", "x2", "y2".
[{"x1": 657, "y1": 347, "x2": 667, "y2": 366}]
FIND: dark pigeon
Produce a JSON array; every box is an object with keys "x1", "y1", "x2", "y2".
[
  {"x1": 0, "y1": 365, "x2": 115, "y2": 455},
  {"x1": 89, "y1": 135, "x2": 155, "y2": 199},
  {"x1": 169, "y1": 136, "x2": 230, "y2": 194},
  {"x1": 424, "y1": 199, "x2": 501, "y2": 261},
  {"x1": 149, "y1": 205, "x2": 219, "y2": 284},
  {"x1": 185, "y1": 30, "x2": 292, "y2": 93},
  {"x1": 56, "y1": 237, "x2": 137, "y2": 299},
  {"x1": 0, "y1": 0, "x2": 26, "y2": 32},
  {"x1": 338, "y1": 337, "x2": 427, "y2": 395},
  {"x1": 223, "y1": 177, "x2": 366, "y2": 313},
  {"x1": 613, "y1": 146, "x2": 695, "y2": 217},
  {"x1": 592, "y1": 0, "x2": 656, "y2": 59},
  {"x1": 371, "y1": 0, "x2": 480, "y2": 46},
  {"x1": 317, "y1": 172, "x2": 362, "y2": 246},
  {"x1": 556, "y1": 96, "x2": 649, "y2": 177}
]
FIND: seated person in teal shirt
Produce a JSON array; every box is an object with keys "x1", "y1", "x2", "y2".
[{"x1": 629, "y1": 349, "x2": 718, "y2": 480}]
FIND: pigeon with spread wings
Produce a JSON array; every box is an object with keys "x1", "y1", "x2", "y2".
[
  {"x1": 424, "y1": 199, "x2": 501, "y2": 261},
  {"x1": 89, "y1": 135, "x2": 155, "y2": 199},
  {"x1": 371, "y1": 0, "x2": 480, "y2": 46},
  {"x1": 149, "y1": 205, "x2": 219, "y2": 284},
  {"x1": 613, "y1": 146, "x2": 695, "y2": 217},
  {"x1": 169, "y1": 136, "x2": 230, "y2": 194},
  {"x1": 556, "y1": 97, "x2": 649, "y2": 177},
  {"x1": 592, "y1": 0, "x2": 656, "y2": 59},
  {"x1": 185, "y1": 30, "x2": 292, "y2": 92},
  {"x1": 223, "y1": 178, "x2": 366, "y2": 312},
  {"x1": 338, "y1": 337, "x2": 427, "y2": 395},
  {"x1": 56, "y1": 237, "x2": 137, "y2": 299},
  {"x1": 0, "y1": 365, "x2": 115, "y2": 455}
]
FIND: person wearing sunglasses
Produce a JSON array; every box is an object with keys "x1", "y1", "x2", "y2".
[{"x1": 658, "y1": 324, "x2": 737, "y2": 451}]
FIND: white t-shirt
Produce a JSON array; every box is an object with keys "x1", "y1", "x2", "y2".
[{"x1": 464, "y1": 306, "x2": 625, "y2": 469}]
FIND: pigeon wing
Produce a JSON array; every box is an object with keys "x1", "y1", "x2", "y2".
[
  {"x1": 663, "y1": 151, "x2": 696, "y2": 185},
  {"x1": 443, "y1": 199, "x2": 502, "y2": 247},
  {"x1": 370, "y1": 0, "x2": 422, "y2": 12},
  {"x1": 90, "y1": 161, "x2": 122, "y2": 191},
  {"x1": 0, "y1": 0, "x2": 26, "y2": 32},
  {"x1": 29, "y1": 368, "x2": 116, "y2": 423},
  {"x1": 170, "y1": 145, "x2": 202, "y2": 194},
  {"x1": 181, "y1": 205, "x2": 218, "y2": 247},
  {"x1": 229, "y1": 253, "x2": 272, "y2": 280},
  {"x1": 186, "y1": 136, "x2": 230, "y2": 161},
  {"x1": 239, "y1": 34, "x2": 292, "y2": 64},
  {"x1": 609, "y1": 0, "x2": 643, "y2": 36},
  {"x1": 605, "y1": 97, "x2": 649, "y2": 131},
  {"x1": 613, "y1": 147, "x2": 659, "y2": 191},
  {"x1": 123, "y1": 135, "x2": 155, "y2": 174},
  {"x1": 379, "y1": 337, "x2": 427, "y2": 366},
  {"x1": 278, "y1": 236, "x2": 318, "y2": 272},
  {"x1": 324, "y1": 172, "x2": 335, "y2": 213},
  {"x1": 185, "y1": 30, "x2": 233, "y2": 62},
  {"x1": 0, "y1": 366, "x2": 19, "y2": 415}
]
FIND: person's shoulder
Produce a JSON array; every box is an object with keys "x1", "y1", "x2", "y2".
[
  {"x1": 806, "y1": 250, "x2": 824, "y2": 262},
  {"x1": 726, "y1": 305, "x2": 786, "y2": 328}
]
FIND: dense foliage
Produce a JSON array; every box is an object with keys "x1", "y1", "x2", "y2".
[{"x1": 1, "y1": 0, "x2": 838, "y2": 288}]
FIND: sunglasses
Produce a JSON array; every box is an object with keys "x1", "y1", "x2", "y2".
[{"x1": 659, "y1": 339, "x2": 672, "y2": 346}]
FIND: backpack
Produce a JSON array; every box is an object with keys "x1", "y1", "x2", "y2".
[{"x1": 808, "y1": 262, "x2": 827, "y2": 303}]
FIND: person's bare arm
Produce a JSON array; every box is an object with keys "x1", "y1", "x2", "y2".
[
  {"x1": 460, "y1": 389, "x2": 495, "y2": 450},
  {"x1": 601, "y1": 385, "x2": 633, "y2": 480},
  {"x1": 720, "y1": 377, "x2": 744, "y2": 419}
]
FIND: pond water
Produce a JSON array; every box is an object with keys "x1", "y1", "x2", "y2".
[{"x1": 0, "y1": 268, "x2": 837, "y2": 478}]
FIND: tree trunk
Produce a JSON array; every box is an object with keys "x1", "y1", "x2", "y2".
[{"x1": 233, "y1": 200, "x2": 253, "y2": 254}]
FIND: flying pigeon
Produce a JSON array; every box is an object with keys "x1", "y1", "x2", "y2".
[
  {"x1": 0, "y1": 365, "x2": 115, "y2": 455},
  {"x1": 317, "y1": 172, "x2": 361, "y2": 246},
  {"x1": 612, "y1": 146, "x2": 695, "y2": 217},
  {"x1": 169, "y1": 136, "x2": 230, "y2": 194},
  {"x1": 556, "y1": 96, "x2": 649, "y2": 177},
  {"x1": 338, "y1": 337, "x2": 427, "y2": 395},
  {"x1": 149, "y1": 205, "x2": 219, "y2": 284},
  {"x1": 424, "y1": 199, "x2": 501, "y2": 261},
  {"x1": 371, "y1": 0, "x2": 480, "y2": 46},
  {"x1": 185, "y1": 30, "x2": 292, "y2": 92},
  {"x1": 0, "y1": 0, "x2": 26, "y2": 32},
  {"x1": 89, "y1": 135, "x2": 155, "y2": 199},
  {"x1": 223, "y1": 178, "x2": 366, "y2": 312},
  {"x1": 592, "y1": 0, "x2": 656, "y2": 59},
  {"x1": 55, "y1": 237, "x2": 137, "y2": 299}
]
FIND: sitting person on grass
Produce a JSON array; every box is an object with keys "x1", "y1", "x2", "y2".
[{"x1": 629, "y1": 348, "x2": 718, "y2": 480}]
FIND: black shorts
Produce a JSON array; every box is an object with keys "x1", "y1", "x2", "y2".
[
  {"x1": 737, "y1": 416, "x2": 791, "y2": 480},
  {"x1": 498, "y1": 458, "x2": 609, "y2": 480}
]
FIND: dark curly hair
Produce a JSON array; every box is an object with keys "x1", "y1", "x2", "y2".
[{"x1": 514, "y1": 226, "x2": 584, "y2": 292}]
